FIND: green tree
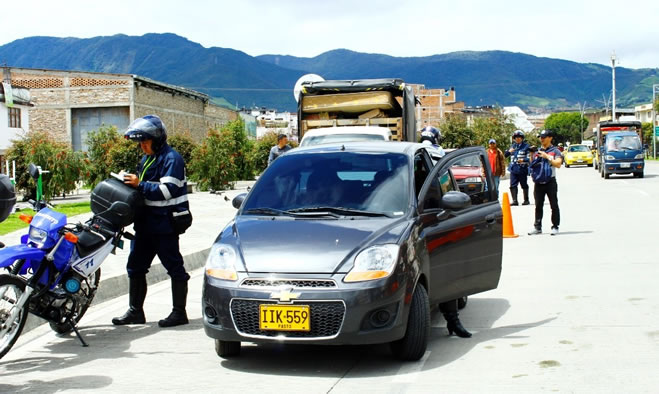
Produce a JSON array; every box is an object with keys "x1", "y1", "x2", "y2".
[
  {"x1": 438, "y1": 114, "x2": 475, "y2": 148},
  {"x1": 642, "y1": 122, "x2": 653, "y2": 147},
  {"x1": 472, "y1": 108, "x2": 517, "y2": 148},
  {"x1": 544, "y1": 112, "x2": 589, "y2": 145}
]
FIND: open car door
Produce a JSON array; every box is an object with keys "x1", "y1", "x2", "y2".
[{"x1": 417, "y1": 147, "x2": 503, "y2": 304}]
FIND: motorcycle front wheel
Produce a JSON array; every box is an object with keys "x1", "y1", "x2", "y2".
[
  {"x1": 49, "y1": 268, "x2": 101, "y2": 334},
  {"x1": 0, "y1": 274, "x2": 29, "y2": 359}
]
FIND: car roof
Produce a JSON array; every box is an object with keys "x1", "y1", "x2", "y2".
[{"x1": 288, "y1": 141, "x2": 422, "y2": 156}]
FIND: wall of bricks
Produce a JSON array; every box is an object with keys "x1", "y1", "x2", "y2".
[
  {"x1": 205, "y1": 104, "x2": 238, "y2": 130},
  {"x1": 28, "y1": 108, "x2": 68, "y2": 140}
]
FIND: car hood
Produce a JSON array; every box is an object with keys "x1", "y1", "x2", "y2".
[{"x1": 233, "y1": 216, "x2": 408, "y2": 274}]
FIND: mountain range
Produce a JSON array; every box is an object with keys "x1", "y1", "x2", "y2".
[{"x1": 1, "y1": 33, "x2": 657, "y2": 112}]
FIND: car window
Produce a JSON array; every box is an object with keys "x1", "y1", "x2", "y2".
[
  {"x1": 447, "y1": 152, "x2": 491, "y2": 205},
  {"x1": 568, "y1": 145, "x2": 589, "y2": 152},
  {"x1": 300, "y1": 133, "x2": 386, "y2": 147},
  {"x1": 243, "y1": 152, "x2": 410, "y2": 215}
]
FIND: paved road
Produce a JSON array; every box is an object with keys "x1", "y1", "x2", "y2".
[{"x1": 2, "y1": 162, "x2": 659, "y2": 393}]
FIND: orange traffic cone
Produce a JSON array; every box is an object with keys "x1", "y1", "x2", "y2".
[{"x1": 501, "y1": 192, "x2": 519, "y2": 238}]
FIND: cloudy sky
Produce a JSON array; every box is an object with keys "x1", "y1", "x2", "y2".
[{"x1": 2, "y1": 0, "x2": 657, "y2": 69}]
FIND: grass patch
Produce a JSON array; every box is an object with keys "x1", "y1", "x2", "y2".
[{"x1": 0, "y1": 201, "x2": 91, "y2": 236}]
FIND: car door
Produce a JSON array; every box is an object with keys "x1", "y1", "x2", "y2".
[{"x1": 417, "y1": 147, "x2": 503, "y2": 304}]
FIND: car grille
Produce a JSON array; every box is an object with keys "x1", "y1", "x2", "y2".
[
  {"x1": 231, "y1": 299, "x2": 345, "y2": 338},
  {"x1": 240, "y1": 279, "x2": 337, "y2": 289}
]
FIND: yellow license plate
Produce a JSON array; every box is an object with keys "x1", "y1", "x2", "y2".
[{"x1": 259, "y1": 304, "x2": 311, "y2": 331}]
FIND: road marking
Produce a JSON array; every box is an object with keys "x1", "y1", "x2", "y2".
[
  {"x1": 392, "y1": 350, "x2": 431, "y2": 383},
  {"x1": 637, "y1": 189, "x2": 650, "y2": 197}
]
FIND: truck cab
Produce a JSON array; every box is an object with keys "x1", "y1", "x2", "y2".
[{"x1": 597, "y1": 121, "x2": 645, "y2": 179}]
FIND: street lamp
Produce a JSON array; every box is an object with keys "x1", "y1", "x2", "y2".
[{"x1": 611, "y1": 51, "x2": 617, "y2": 121}]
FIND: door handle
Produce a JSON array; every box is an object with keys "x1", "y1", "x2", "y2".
[{"x1": 485, "y1": 214, "x2": 496, "y2": 224}]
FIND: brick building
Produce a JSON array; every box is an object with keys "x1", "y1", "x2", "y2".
[
  {"x1": 6, "y1": 67, "x2": 237, "y2": 151},
  {"x1": 409, "y1": 84, "x2": 465, "y2": 128}
]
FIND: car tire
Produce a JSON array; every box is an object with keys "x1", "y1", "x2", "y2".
[
  {"x1": 635, "y1": 172, "x2": 644, "y2": 178},
  {"x1": 390, "y1": 284, "x2": 430, "y2": 361},
  {"x1": 588, "y1": 163, "x2": 593, "y2": 167},
  {"x1": 604, "y1": 170, "x2": 610, "y2": 179},
  {"x1": 565, "y1": 164, "x2": 570, "y2": 168},
  {"x1": 215, "y1": 339, "x2": 241, "y2": 358},
  {"x1": 458, "y1": 296, "x2": 468, "y2": 310}
]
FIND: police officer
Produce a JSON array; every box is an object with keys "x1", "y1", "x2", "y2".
[
  {"x1": 112, "y1": 115, "x2": 191, "y2": 328},
  {"x1": 419, "y1": 125, "x2": 446, "y2": 157},
  {"x1": 528, "y1": 129, "x2": 563, "y2": 236},
  {"x1": 504, "y1": 130, "x2": 531, "y2": 206}
]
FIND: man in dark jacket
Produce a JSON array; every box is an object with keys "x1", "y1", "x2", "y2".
[
  {"x1": 504, "y1": 130, "x2": 531, "y2": 206},
  {"x1": 528, "y1": 129, "x2": 563, "y2": 236},
  {"x1": 112, "y1": 115, "x2": 191, "y2": 328}
]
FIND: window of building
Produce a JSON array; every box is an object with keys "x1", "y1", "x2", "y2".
[{"x1": 8, "y1": 107, "x2": 21, "y2": 128}]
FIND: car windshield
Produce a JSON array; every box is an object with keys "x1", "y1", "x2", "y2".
[
  {"x1": 300, "y1": 133, "x2": 386, "y2": 147},
  {"x1": 607, "y1": 135, "x2": 641, "y2": 151},
  {"x1": 242, "y1": 151, "x2": 410, "y2": 216},
  {"x1": 568, "y1": 145, "x2": 589, "y2": 152}
]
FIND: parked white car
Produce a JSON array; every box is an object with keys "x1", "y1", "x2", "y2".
[{"x1": 299, "y1": 126, "x2": 392, "y2": 147}]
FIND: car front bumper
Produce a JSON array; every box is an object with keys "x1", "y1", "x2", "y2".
[
  {"x1": 603, "y1": 161, "x2": 644, "y2": 174},
  {"x1": 565, "y1": 157, "x2": 593, "y2": 165},
  {"x1": 202, "y1": 273, "x2": 409, "y2": 345}
]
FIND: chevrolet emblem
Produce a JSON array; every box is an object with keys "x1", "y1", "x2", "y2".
[{"x1": 270, "y1": 287, "x2": 301, "y2": 302}]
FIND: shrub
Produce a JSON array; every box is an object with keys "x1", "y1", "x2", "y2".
[
  {"x1": 6, "y1": 131, "x2": 88, "y2": 200},
  {"x1": 86, "y1": 126, "x2": 141, "y2": 187},
  {"x1": 189, "y1": 119, "x2": 256, "y2": 191},
  {"x1": 168, "y1": 132, "x2": 198, "y2": 176},
  {"x1": 249, "y1": 131, "x2": 299, "y2": 175}
]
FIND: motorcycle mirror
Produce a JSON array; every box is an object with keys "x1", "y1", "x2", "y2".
[{"x1": 28, "y1": 163, "x2": 40, "y2": 180}]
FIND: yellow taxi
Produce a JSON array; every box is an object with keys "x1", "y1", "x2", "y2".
[{"x1": 564, "y1": 144, "x2": 593, "y2": 167}]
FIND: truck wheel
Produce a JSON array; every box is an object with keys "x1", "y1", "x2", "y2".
[
  {"x1": 390, "y1": 285, "x2": 430, "y2": 361},
  {"x1": 215, "y1": 339, "x2": 241, "y2": 358}
]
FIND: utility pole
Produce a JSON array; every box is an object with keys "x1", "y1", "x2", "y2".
[
  {"x1": 653, "y1": 84, "x2": 658, "y2": 159},
  {"x1": 611, "y1": 51, "x2": 617, "y2": 121},
  {"x1": 579, "y1": 101, "x2": 587, "y2": 142}
]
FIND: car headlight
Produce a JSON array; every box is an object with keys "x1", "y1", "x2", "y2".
[
  {"x1": 205, "y1": 244, "x2": 238, "y2": 281},
  {"x1": 634, "y1": 154, "x2": 644, "y2": 159},
  {"x1": 605, "y1": 155, "x2": 615, "y2": 160},
  {"x1": 29, "y1": 227, "x2": 48, "y2": 244},
  {"x1": 464, "y1": 177, "x2": 481, "y2": 183},
  {"x1": 344, "y1": 244, "x2": 400, "y2": 282}
]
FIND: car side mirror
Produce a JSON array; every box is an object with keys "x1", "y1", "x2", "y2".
[
  {"x1": 441, "y1": 191, "x2": 471, "y2": 210},
  {"x1": 232, "y1": 193, "x2": 247, "y2": 209},
  {"x1": 28, "y1": 163, "x2": 40, "y2": 180}
]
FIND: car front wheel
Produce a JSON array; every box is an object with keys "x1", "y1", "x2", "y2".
[
  {"x1": 215, "y1": 339, "x2": 241, "y2": 358},
  {"x1": 390, "y1": 284, "x2": 430, "y2": 361}
]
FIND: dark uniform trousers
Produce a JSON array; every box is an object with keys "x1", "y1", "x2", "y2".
[
  {"x1": 533, "y1": 177, "x2": 560, "y2": 229},
  {"x1": 127, "y1": 233, "x2": 190, "y2": 282}
]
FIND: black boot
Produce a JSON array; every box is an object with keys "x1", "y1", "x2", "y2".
[
  {"x1": 112, "y1": 275, "x2": 147, "y2": 325},
  {"x1": 158, "y1": 280, "x2": 189, "y2": 328},
  {"x1": 522, "y1": 188, "x2": 530, "y2": 205},
  {"x1": 510, "y1": 187, "x2": 519, "y2": 206},
  {"x1": 444, "y1": 311, "x2": 472, "y2": 338}
]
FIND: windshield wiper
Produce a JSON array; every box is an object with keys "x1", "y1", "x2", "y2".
[
  {"x1": 620, "y1": 146, "x2": 638, "y2": 150},
  {"x1": 243, "y1": 207, "x2": 293, "y2": 216},
  {"x1": 289, "y1": 206, "x2": 393, "y2": 218}
]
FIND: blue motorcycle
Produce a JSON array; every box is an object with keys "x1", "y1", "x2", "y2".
[{"x1": 0, "y1": 164, "x2": 140, "y2": 358}]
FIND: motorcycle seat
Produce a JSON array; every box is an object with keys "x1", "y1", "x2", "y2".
[{"x1": 76, "y1": 229, "x2": 108, "y2": 257}]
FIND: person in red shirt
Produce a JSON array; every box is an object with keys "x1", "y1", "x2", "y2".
[{"x1": 487, "y1": 139, "x2": 506, "y2": 197}]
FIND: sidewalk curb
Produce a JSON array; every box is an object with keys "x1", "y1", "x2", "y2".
[{"x1": 21, "y1": 247, "x2": 210, "y2": 334}]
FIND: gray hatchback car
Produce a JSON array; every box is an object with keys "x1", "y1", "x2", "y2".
[{"x1": 202, "y1": 142, "x2": 503, "y2": 360}]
